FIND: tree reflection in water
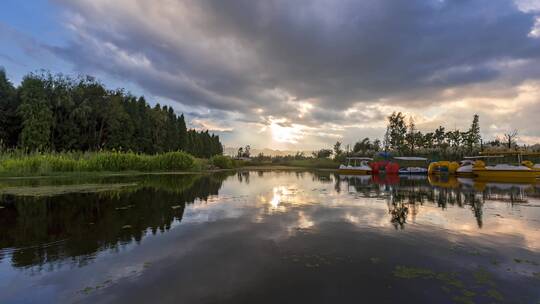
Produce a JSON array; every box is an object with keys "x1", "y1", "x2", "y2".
[
  {"x1": 1, "y1": 170, "x2": 538, "y2": 272},
  {"x1": 0, "y1": 173, "x2": 232, "y2": 270}
]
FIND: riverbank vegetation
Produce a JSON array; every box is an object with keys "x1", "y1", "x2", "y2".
[{"x1": 0, "y1": 151, "x2": 203, "y2": 176}]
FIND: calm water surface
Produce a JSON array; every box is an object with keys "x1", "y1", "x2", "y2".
[{"x1": 0, "y1": 171, "x2": 539, "y2": 303}]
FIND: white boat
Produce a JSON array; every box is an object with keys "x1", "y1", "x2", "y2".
[
  {"x1": 338, "y1": 157, "x2": 373, "y2": 175},
  {"x1": 398, "y1": 167, "x2": 428, "y2": 174},
  {"x1": 394, "y1": 157, "x2": 428, "y2": 175}
]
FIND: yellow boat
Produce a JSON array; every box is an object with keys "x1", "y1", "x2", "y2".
[
  {"x1": 479, "y1": 151, "x2": 540, "y2": 178},
  {"x1": 338, "y1": 157, "x2": 372, "y2": 175},
  {"x1": 472, "y1": 160, "x2": 537, "y2": 182},
  {"x1": 456, "y1": 155, "x2": 504, "y2": 177},
  {"x1": 428, "y1": 161, "x2": 459, "y2": 175},
  {"x1": 521, "y1": 160, "x2": 540, "y2": 178}
]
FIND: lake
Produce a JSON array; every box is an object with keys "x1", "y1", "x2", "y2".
[{"x1": 0, "y1": 170, "x2": 539, "y2": 303}]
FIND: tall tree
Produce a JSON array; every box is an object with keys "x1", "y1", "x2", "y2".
[
  {"x1": 387, "y1": 112, "x2": 407, "y2": 153},
  {"x1": 0, "y1": 68, "x2": 20, "y2": 148},
  {"x1": 465, "y1": 114, "x2": 481, "y2": 152},
  {"x1": 333, "y1": 141, "x2": 342, "y2": 157},
  {"x1": 18, "y1": 74, "x2": 54, "y2": 151}
]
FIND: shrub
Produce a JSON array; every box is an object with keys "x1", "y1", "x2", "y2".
[
  {"x1": 152, "y1": 152, "x2": 195, "y2": 171},
  {"x1": 210, "y1": 155, "x2": 234, "y2": 169}
]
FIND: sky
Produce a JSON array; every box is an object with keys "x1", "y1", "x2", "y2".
[{"x1": 1, "y1": 0, "x2": 540, "y2": 151}]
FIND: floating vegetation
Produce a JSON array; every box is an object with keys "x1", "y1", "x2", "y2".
[
  {"x1": 394, "y1": 265, "x2": 505, "y2": 303},
  {"x1": 370, "y1": 257, "x2": 381, "y2": 264},
  {"x1": 473, "y1": 267, "x2": 495, "y2": 286},
  {"x1": 514, "y1": 258, "x2": 539, "y2": 266},
  {"x1": 77, "y1": 279, "x2": 114, "y2": 295},
  {"x1": 79, "y1": 287, "x2": 94, "y2": 295},
  {"x1": 115, "y1": 205, "x2": 134, "y2": 211},
  {"x1": 452, "y1": 295, "x2": 475, "y2": 304},
  {"x1": 486, "y1": 289, "x2": 504, "y2": 301},
  {"x1": 0, "y1": 183, "x2": 137, "y2": 197},
  {"x1": 393, "y1": 266, "x2": 435, "y2": 279}
]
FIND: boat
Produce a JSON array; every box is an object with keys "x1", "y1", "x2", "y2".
[
  {"x1": 521, "y1": 160, "x2": 540, "y2": 178},
  {"x1": 338, "y1": 157, "x2": 373, "y2": 175},
  {"x1": 479, "y1": 151, "x2": 540, "y2": 178},
  {"x1": 428, "y1": 161, "x2": 460, "y2": 175},
  {"x1": 456, "y1": 155, "x2": 504, "y2": 177},
  {"x1": 394, "y1": 157, "x2": 428, "y2": 175},
  {"x1": 472, "y1": 160, "x2": 537, "y2": 182}
]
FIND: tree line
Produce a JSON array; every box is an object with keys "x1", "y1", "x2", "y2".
[
  {"x1": 331, "y1": 112, "x2": 524, "y2": 159},
  {"x1": 330, "y1": 112, "x2": 489, "y2": 159},
  {"x1": 0, "y1": 69, "x2": 223, "y2": 157},
  {"x1": 382, "y1": 112, "x2": 482, "y2": 155}
]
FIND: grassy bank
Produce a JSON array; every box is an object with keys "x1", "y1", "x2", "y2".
[
  {"x1": 244, "y1": 158, "x2": 339, "y2": 169},
  {"x1": 0, "y1": 151, "x2": 337, "y2": 177},
  {"x1": 0, "y1": 151, "x2": 206, "y2": 176}
]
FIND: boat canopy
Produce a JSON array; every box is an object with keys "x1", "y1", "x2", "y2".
[
  {"x1": 394, "y1": 157, "x2": 428, "y2": 161},
  {"x1": 480, "y1": 151, "x2": 540, "y2": 156},
  {"x1": 463, "y1": 155, "x2": 504, "y2": 159}
]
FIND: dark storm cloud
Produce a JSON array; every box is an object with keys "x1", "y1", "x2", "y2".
[{"x1": 50, "y1": 0, "x2": 540, "y2": 126}]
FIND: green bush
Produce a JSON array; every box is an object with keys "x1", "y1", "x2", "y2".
[
  {"x1": 152, "y1": 151, "x2": 195, "y2": 171},
  {"x1": 210, "y1": 155, "x2": 234, "y2": 169}
]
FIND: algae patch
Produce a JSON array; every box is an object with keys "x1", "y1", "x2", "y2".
[
  {"x1": 393, "y1": 266, "x2": 435, "y2": 279},
  {"x1": 0, "y1": 183, "x2": 137, "y2": 197}
]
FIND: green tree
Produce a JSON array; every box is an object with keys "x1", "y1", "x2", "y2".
[
  {"x1": 434, "y1": 126, "x2": 447, "y2": 151},
  {"x1": 464, "y1": 114, "x2": 481, "y2": 152},
  {"x1": 333, "y1": 141, "x2": 342, "y2": 157},
  {"x1": 0, "y1": 68, "x2": 20, "y2": 148},
  {"x1": 387, "y1": 112, "x2": 407, "y2": 153},
  {"x1": 18, "y1": 74, "x2": 54, "y2": 151},
  {"x1": 405, "y1": 117, "x2": 422, "y2": 154}
]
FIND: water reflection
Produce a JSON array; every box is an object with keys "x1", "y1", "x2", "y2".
[
  {"x1": 337, "y1": 174, "x2": 540, "y2": 230},
  {"x1": 0, "y1": 170, "x2": 539, "y2": 304},
  {"x1": 0, "y1": 173, "x2": 232, "y2": 270}
]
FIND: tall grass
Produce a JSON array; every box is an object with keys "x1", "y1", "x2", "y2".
[{"x1": 0, "y1": 151, "x2": 198, "y2": 176}]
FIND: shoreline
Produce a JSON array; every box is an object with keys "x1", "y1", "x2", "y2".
[{"x1": 0, "y1": 165, "x2": 336, "y2": 180}]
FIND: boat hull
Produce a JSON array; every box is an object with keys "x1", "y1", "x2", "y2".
[{"x1": 473, "y1": 169, "x2": 537, "y2": 182}]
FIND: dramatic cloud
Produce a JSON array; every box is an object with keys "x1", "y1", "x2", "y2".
[{"x1": 45, "y1": 0, "x2": 540, "y2": 148}]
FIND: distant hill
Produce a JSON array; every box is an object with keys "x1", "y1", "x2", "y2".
[{"x1": 223, "y1": 147, "x2": 312, "y2": 157}]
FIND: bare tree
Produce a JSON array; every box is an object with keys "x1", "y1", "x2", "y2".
[{"x1": 503, "y1": 130, "x2": 518, "y2": 149}]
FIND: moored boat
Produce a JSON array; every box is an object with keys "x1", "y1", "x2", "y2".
[
  {"x1": 394, "y1": 157, "x2": 428, "y2": 175},
  {"x1": 338, "y1": 157, "x2": 372, "y2": 175},
  {"x1": 428, "y1": 161, "x2": 460, "y2": 175},
  {"x1": 456, "y1": 155, "x2": 504, "y2": 177},
  {"x1": 472, "y1": 160, "x2": 537, "y2": 182},
  {"x1": 521, "y1": 160, "x2": 540, "y2": 178}
]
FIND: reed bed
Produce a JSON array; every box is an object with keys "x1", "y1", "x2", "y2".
[{"x1": 0, "y1": 151, "x2": 198, "y2": 176}]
